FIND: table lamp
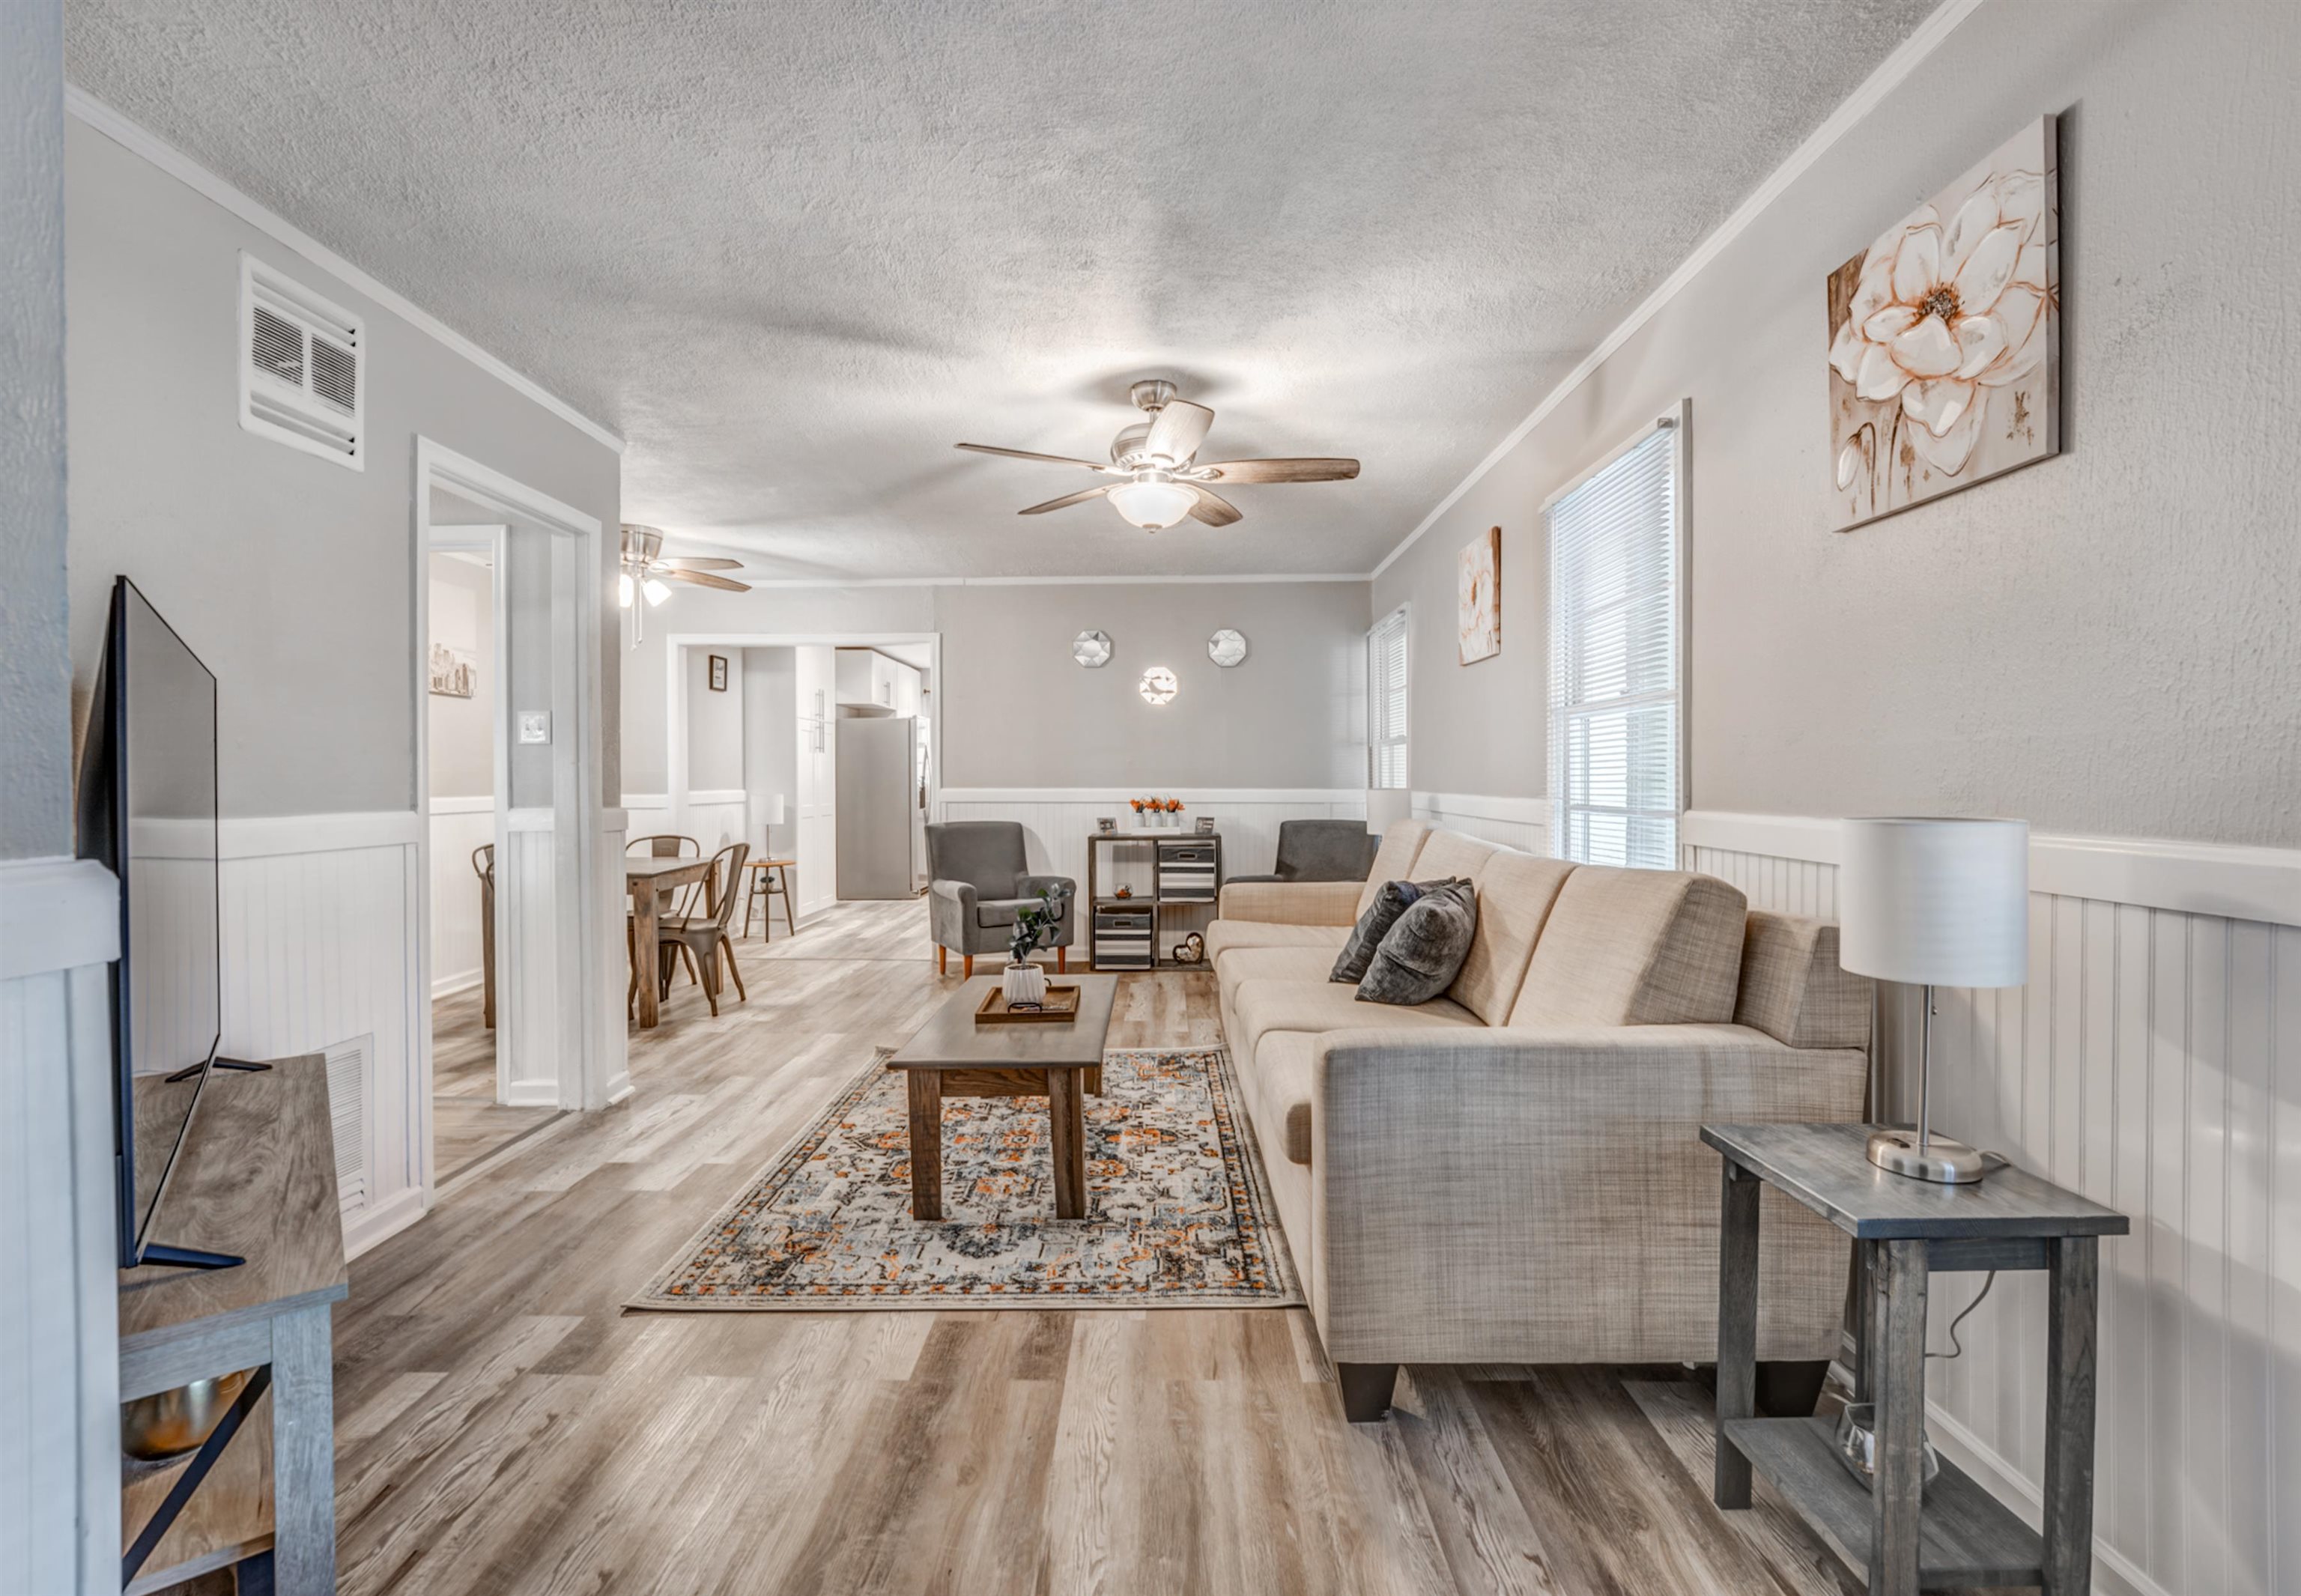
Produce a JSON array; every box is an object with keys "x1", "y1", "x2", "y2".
[{"x1": 1839, "y1": 817, "x2": 2028, "y2": 1184}]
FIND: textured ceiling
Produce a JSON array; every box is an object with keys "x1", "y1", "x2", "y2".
[{"x1": 68, "y1": 1, "x2": 1935, "y2": 578}]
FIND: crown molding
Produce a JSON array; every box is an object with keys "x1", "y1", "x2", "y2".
[
  {"x1": 64, "y1": 86, "x2": 625, "y2": 456},
  {"x1": 1368, "y1": 0, "x2": 1987, "y2": 581}
]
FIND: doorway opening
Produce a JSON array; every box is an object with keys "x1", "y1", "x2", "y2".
[
  {"x1": 658, "y1": 631, "x2": 939, "y2": 971},
  {"x1": 414, "y1": 440, "x2": 616, "y2": 1204}
]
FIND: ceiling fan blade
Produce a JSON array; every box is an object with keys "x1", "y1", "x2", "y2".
[
  {"x1": 1019, "y1": 485, "x2": 1115, "y2": 515},
  {"x1": 1145, "y1": 400, "x2": 1213, "y2": 464},
  {"x1": 655, "y1": 556, "x2": 742, "y2": 571},
  {"x1": 956, "y1": 443, "x2": 1116, "y2": 473},
  {"x1": 1187, "y1": 486, "x2": 1242, "y2": 527},
  {"x1": 1198, "y1": 457, "x2": 1361, "y2": 485},
  {"x1": 662, "y1": 569, "x2": 751, "y2": 592}
]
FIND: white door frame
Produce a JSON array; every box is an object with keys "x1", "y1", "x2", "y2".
[
  {"x1": 662, "y1": 628, "x2": 943, "y2": 850},
  {"x1": 423, "y1": 524, "x2": 509, "y2": 1104},
  {"x1": 413, "y1": 439, "x2": 616, "y2": 1207}
]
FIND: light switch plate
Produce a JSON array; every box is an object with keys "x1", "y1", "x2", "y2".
[{"x1": 517, "y1": 711, "x2": 551, "y2": 745}]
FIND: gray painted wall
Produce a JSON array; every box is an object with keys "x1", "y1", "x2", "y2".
[
  {"x1": 741, "y1": 646, "x2": 798, "y2": 851},
  {"x1": 64, "y1": 119, "x2": 623, "y2": 819},
  {"x1": 618, "y1": 581, "x2": 1368, "y2": 794},
  {"x1": 685, "y1": 644, "x2": 743, "y2": 792},
  {"x1": 424, "y1": 555, "x2": 494, "y2": 798},
  {"x1": 1, "y1": 0, "x2": 70, "y2": 858},
  {"x1": 1373, "y1": 0, "x2": 2301, "y2": 848}
]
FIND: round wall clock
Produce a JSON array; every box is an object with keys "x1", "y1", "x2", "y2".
[
  {"x1": 1207, "y1": 628, "x2": 1248, "y2": 667},
  {"x1": 1138, "y1": 665, "x2": 1177, "y2": 705},
  {"x1": 1071, "y1": 629, "x2": 1112, "y2": 668}
]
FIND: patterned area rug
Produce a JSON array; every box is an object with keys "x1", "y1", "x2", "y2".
[{"x1": 628, "y1": 1046, "x2": 1302, "y2": 1310}]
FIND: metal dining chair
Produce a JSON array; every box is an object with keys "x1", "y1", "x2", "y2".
[
  {"x1": 473, "y1": 844, "x2": 496, "y2": 1030},
  {"x1": 655, "y1": 842, "x2": 750, "y2": 1016},
  {"x1": 626, "y1": 834, "x2": 703, "y2": 1015}
]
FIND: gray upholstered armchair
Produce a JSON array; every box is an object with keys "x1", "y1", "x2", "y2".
[
  {"x1": 925, "y1": 820, "x2": 1075, "y2": 977},
  {"x1": 1225, "y1": 819, "x2": 1379, "y2": 885}
]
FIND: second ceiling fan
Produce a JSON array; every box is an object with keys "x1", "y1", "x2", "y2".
[{"x1": 956, "y1": 380, "x2": 1359, "y2": 531}]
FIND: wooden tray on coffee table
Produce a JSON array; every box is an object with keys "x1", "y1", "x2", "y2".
[{"x1": 975, "y1": 983, "x2": 1083, "y2": 1023}]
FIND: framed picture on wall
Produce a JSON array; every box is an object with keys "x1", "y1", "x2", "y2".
[
  {"x1": 708, "y1": 654, "x2": 729, "y2": 692},
  {"x1": 1458, "y1": 526, "x2": 1501, "y2": 664}
]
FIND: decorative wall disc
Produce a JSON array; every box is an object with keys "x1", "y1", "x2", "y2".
[
  {"x1": 1207, "y1": 628, "x2": 1248, "y2": 667},
  {"x1": 1071, "y1": 629, "x2": 1112, "y2": 668},
  {"x1": 1138, "y1": 665, "x2": 1177, "y2": 705}
]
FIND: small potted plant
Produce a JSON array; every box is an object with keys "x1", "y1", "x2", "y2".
[{"x1": 1004, "y1": 883, "x2": 1071, "y2": 1006}]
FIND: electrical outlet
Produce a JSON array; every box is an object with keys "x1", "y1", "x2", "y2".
[{"x1": 517, "y1": 711, "x2": 551, "y2": 745}]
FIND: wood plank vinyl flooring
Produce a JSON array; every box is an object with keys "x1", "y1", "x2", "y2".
[
  {"x1": 298, "y1": 898, "x2": 1938, "y2": 1596},
  {"x1": 431, "y1": 986, "x2": 560, "y2": 1182}
]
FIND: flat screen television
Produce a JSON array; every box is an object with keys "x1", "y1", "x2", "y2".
[{"x1": 77, "y1": 576, "x2": 253, "y2": 1270}]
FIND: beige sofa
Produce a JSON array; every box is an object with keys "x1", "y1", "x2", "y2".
[{"x1": 1210, "y1": 819, "x2": 1871, "y2": 1420}]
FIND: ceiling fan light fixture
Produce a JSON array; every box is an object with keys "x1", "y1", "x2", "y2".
[
  {"x1": 618, "y1": 572, "x2": 635, "y2": 608},
  {"x1": 1109, "y1": 477, "x2": 1197, "y2": 531},
  {"x1": 642, "y1": 576, "x2": 673, "y2": 607}
]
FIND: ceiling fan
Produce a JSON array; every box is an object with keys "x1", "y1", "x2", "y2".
[
  {"x1": 955, "y1": 379, "x2": 1359, "y2": 532},
  {"x1": 619, "y1": 524, "x2": 749, "y2": 642}
]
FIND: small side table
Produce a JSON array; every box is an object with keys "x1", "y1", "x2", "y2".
[
  {"x1": 1702, "y1": 1122, "x2": 2128, "y2": 1596},
  {"x1": 742, "y1": 855, "x2": 798, "y2": 940}
]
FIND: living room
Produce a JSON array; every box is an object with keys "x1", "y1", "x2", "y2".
[{"x1": 5, "y1": 3, "x2": 2294, "y2": 1595}]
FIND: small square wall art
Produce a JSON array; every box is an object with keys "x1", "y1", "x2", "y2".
[
  {"x1": 1827, "y1": 115, "x2": 2058, "y2": 530},
  {"x1": 1457, "y1": 526, "x2": 1500, "y2": 664}
]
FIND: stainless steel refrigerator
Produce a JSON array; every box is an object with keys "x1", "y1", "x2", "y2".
[{"x1": 834, "y1": 715, "x2": 919, "y2": 899}]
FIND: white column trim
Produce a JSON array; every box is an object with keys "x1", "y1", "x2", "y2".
[{"x1": 0, "y1": 858, "x2": 119, "y2": 981}]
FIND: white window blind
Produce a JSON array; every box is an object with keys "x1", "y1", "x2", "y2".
[
  {"x1": 1547, "y1": 421, "x2": 1682, "y2": 869},
  {"x1": 1368, "y1": 606, "x2": 1409, "y2": 789}
]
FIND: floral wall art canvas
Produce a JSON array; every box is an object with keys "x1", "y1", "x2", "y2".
[
  {"x1": 1828, "y1": 115, "x2": 2058, "y2": 530},
  {"x1": 1458, "y1": 526, "x2": 1500, "y2": 663}
]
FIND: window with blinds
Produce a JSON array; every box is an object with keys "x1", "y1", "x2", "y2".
[
  {"x1": 1368, "y1": 605, "x2": 1409, "y2": 789},
  {"x1": 1547, "y1": 419, "x2": 1682, "y2": 869}
]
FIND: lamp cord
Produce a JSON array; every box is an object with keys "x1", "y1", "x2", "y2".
[{"x1": 1926, "y1": 1271, "x2": 1996, "y2": 1362}]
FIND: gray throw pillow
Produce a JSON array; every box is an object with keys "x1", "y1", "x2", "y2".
[
  {"x1": 1356, "y1": 880, "x2": 1479, "y2": 1006},
  {"x1": 1330, "y1": 878, "x2": 1456, "y2": 984}
]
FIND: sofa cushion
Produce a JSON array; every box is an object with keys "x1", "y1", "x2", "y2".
[
  {"x1": 1330, "y1": 877, "x2": 1457, "y2": 984},
  {"x1": 1411, "y1": 828, "x2": 1504, "y2": 887},
  {"x1": 1509, "y1": 867, "x2": 1748, "y2": 1028},
  {"x1": 1354, "y1": 819, "x2": 1435, "y2": 916},
  {"x1": 1217, "y1": 945, "x2": 1342, "y2": 1016},
  {"x1": 1232, "y1": 977, "x2": 1480, "y2": 1060},
  {"x1": 1358, "y1": 881, "x2": 1479, "y2": 1005},
  {"x1": 1447, "y1": 851, "x2": 1577, "y2": 1025},
  {"x1": 1251, "y1": 1031, "x2": 1320, "y2": 1165},
  {"x1": 1735, "y1": 911, "x2": 1873, "y2": 1049},
  {"x1": 1204, "y1": 920, "x2": 1350, "y2": 963}
]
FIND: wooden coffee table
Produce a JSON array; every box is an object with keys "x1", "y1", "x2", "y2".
[{"x1": 884, "y1": 974, "x2": 1117, "y2": 1220}]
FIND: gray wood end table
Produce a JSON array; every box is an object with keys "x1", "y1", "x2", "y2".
[
  {"x1": 885, "y1": 974, "x2": 1118, "y2": 1220},
  {"x1": 1703, "y1": 1121, "x2": 2128, "y2": 1596}
]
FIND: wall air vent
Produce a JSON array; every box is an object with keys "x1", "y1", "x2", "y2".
[
  {"x1": 239, "y1": 253, "x2": 364, "y2": 470},
  {"x1": 324, "y1": 1032, "x2": 373, "y2": 1218}
]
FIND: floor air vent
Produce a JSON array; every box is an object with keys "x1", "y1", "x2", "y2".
[
  {"x1": 324, "y1": 1033, "x2": 372, "y2": 1217},
  {"x1": 240, "y1": 253, "x2": 364, "y2": 470}
]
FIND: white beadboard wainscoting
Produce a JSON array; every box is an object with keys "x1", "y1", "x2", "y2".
[
  {"x1": 211, "y1": 813, "x2": 427, "y2": 1259},
  {"x1": 497, "y1": 810, "x2": 565, "y2": 1108},
  {"x1": 936, "y1": 789, "x2": 1368, "y2": 893},
  {"x1": 1681, "y1": 810, "x2": 2301, "y2": 1596},
  {"x1": 1410, "y1": 791, "x2": 1549, "y2": 855},
  {"x1": 428, "y1": 796, "x2": 495, "y2": 998},
  {"x1": 1, "y1": 858, "x2": 123, "y2": 1596}
]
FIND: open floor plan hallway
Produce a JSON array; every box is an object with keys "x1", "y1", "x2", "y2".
[{"x1": 334, "y1": 900, "x2": 1870, "y2": 1596}]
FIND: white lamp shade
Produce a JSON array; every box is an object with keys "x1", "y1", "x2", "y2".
[
  {"x1": 766, "y1": 793, "x2": 786, "y2": 826},
  {"x1": 1365, "y1": 788, "x2": 1414, "y2": 832},
  {"x1": 1839, "y1": 817, "x2": 2029, "y2": 988}
]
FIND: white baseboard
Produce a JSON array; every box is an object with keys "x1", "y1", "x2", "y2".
[
  {"x1": 430, "y1": 969, "x2": 482, "y2": 1001},
  {"x1": 501, "y1": 1080, "x2": 561, "y2": 1108},
  {"x1": 1923, "y1": 1402, "x2": 2169, "y2": 1596},
  {"x1": 342, "y1": 1185, "x2": 427, "y2": 1261}
]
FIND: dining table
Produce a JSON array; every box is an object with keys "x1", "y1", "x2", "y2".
[{"x1": 626, "y1": 854, "x2": 715, "y2": 1029}]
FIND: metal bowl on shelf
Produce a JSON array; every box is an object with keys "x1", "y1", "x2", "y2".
[
  {"x1": 122, "y1": 1370, "x2": 254, "y2": 1466},
  {"x1": 1831, "y1": 1401, "x2": 1941, "y2": 1493}
]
